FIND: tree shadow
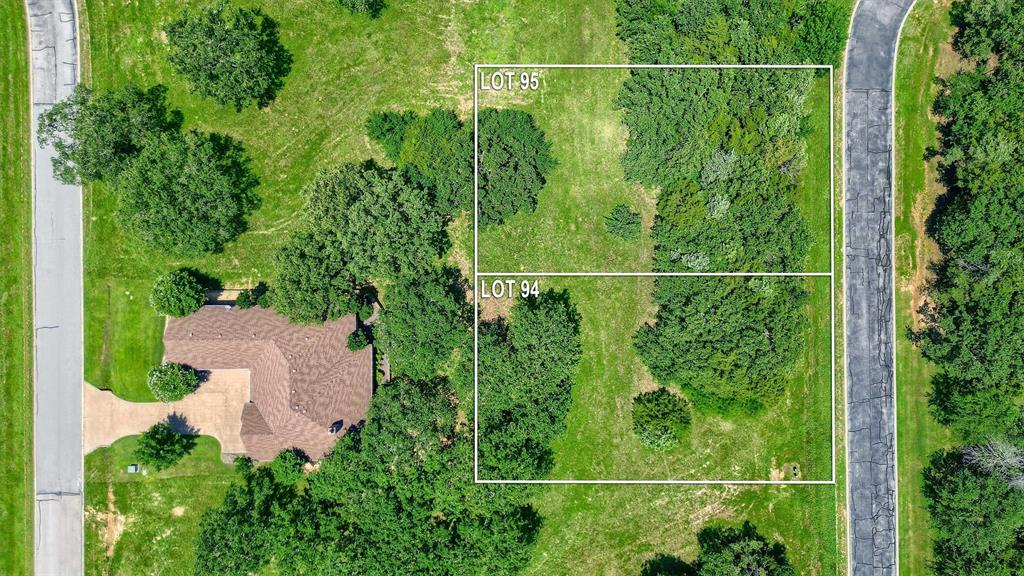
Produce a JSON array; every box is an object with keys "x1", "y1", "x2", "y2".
[
  {"x1": 639, "y1": 554, "x2": 695, "y2": 576},
  {"x1": 166, "y1": 412, "x2": 199, "y2": 437},
  {"x1": 251, "y1": 11, "x2": 293, "y2": 110}
]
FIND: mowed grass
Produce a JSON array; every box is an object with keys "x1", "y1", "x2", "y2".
[
  {"x1": 477, "y1": 70, "x2": 834, "y2": 274},
  {"x1": 81, "y1": 0, "x2": 840, "y2": 573},
  {"x1": 893, "y1": 1, "x2": 957, "y2": 573},
  {"x1": 84, "y1": 436, "x2": 236, "y2": 576},
  {"x1": 0, "y1": 3, "x2": 34, "y2": 574}
]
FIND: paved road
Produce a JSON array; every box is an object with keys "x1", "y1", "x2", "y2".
[
  {"x1": 844, "y1": 0, "x2": 915, "y2": 574},
  {"x1": 26, "y1": 0, "x2": 83, "y2": 574}
]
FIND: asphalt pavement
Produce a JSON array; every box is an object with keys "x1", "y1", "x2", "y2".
[
  {"x1": 844, "y1": 0, "x2": 915, "y2": 574},
  {"x1": 26, "y1": 0, "x2": 84, "y2": 574}
]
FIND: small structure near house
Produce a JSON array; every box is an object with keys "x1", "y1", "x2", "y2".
[
  {"x1": 163, "y1": 306, "x2": 373, "y2": 461},
  {"x1": 126, "y1": 464, "x2": 139, "y2": 474}
]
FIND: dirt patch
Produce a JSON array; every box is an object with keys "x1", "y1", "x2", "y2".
[
  {"x1": 769, "y1": 459, "x2": 801, "y2": 481},
  {"x1": 170, "y1": 506, "x2": 186, "y2": 517},
  {"x1": 478, "y1": 293, "x2": 514, "y2": 321},
  {"x1": 94, "y1": 484, "x2": 127, "y2": 558}
]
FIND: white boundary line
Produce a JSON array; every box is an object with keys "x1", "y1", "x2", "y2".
[{"x1": 473, "y1": 64, "x2": 836, "y2": 485}]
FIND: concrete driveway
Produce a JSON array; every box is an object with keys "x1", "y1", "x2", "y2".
[{"x1": 84, "y1": 370, "x2": 251, "y2": 456}]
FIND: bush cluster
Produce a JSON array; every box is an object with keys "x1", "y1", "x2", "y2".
[
  {"x1": 605, "y1": 204, "x2": 642, "y2": 240},
  {"x1": 150, "y1": 269, "x2": 206, "y2": 317},
  {"x1": 632, "y1": 388, "x2": 691, "y2": 450},
  {"x1": 134, "y1": 421, "x2": 196, "y2": 472},
  {"x1": 147, "y1": 362, "x2": 200, "y2": 403}
]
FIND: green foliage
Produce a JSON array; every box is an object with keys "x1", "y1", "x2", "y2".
[
  {"x1": 270, "y1": 450, "x2": 307, "y2": 485},
  {"x1": 375, "y1": 267, "x2": 469, "y2": 380},
  {"x1": 271, "y1": 230, "x2": 359, "y2": 324},
  {"x1": 150, "y1": 269, "x2": 206, "y2": 317},
  {"x1": 397, "y1": 109, "x2": 473, "y2": 213},
  {"x1": 346, "y1": 326, "x2": 371, "y2": 351},
  {"x1": 303, "y1": 162, "x2": 449, "y2": 279},
  {"x1": 234, "y1": 283, "x2": 267, "y2": 309},
  {"x1": 165, "y1": 2, "x2": 292, "y2": 110},
  {"x1": 632, "y1": 388, "x2": 691, "y2": 450},
  {"x1": 793, "y1": 0, "x2": 852, "y2": 66},
  {"x1": 366, "y1": 110, "x2": 416, "y2": 163},
  {"x1": 605, "y1": 203, "x2": 642, "y2": 240},
  {"x1": 337, "y1": 0, "x2": 386, "y2": 18},
  {"x1": 115, "y1": 130, "x2": 258, "y2": 257},
  {"x1": 950, "y1": 0, "x2": 1024, "y2": 61},
  {"x1": 146, "y1": 362, "x2": 200, "y2": 403},
  {"x1": 134, "y1": 421, "x2": 196, "y2": 472},
  {"x1": 36, "y1": 84, "x2": 179, "y2": 184},
  {"x1": 477, "y1": 108, "x2": 556, "y2": 226},
  {"x1": 479, "y1": 290, "x2": 582, "y2": 479},
  {"x1": 194, "y1": 457, "x2": 296, "y2": 575},
  {"x1": 635, "y1": 277, "x2": 806, "y2": 414},
  {"x1": 696, "y1": 522, "x2": 796, "y2": 576},
  {"x1": 923, "y1": 449, "x2": 1024, "y2": 575}
]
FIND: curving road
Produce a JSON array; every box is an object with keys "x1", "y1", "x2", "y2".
[
  {"x1": 26, "y1": 0, "x2": 83, "y2": 574},
  {"x1": 844, "y1": 0, "x2": 915, "y2": 574}
]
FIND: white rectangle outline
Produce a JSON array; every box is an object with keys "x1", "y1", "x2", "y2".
[{"x1": 473, "y1": 64, "x2": 836, "y2": 485}]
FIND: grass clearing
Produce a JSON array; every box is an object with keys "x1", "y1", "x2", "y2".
[
  {"x1": 84, "y1": 436, "x2": 236, "y2": 576},
  {"x1": 81, "y1": 0, "x2": 841, "y2": 573},
  {"x1": 893, "y1": 0, "x2": 958, "y2": 572},
  {"x1": 0, "y1": 3, "x2": 34, "y2": 574}
]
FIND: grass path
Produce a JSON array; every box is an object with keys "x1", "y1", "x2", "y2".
[
  {"x1": 893, "y1": 1, "x2": 957, "y2": 572},
  {"x1": 0, "y1": 2, "x2": 34, "y2": 574}
]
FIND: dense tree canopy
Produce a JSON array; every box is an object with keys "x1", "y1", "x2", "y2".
[
  {"x1": 37, "y1": 84, "x2": 180, "y2": 184},
  {"x1": 477, "y1": 108, "x2": 556, "y2": 226},
  {"x1": 303, "y1": 163, "x2": 449, "y2": 279},
  {"x1": 115, "y1": 130, "x2": 258, "y2": 257},
  {"x1": 134, "y1": 421, "x2": 196, "y2": 472},
  {"x1": 375, "y1": 267, "x2": 469, "y2": 380},
  {"x1": 150, "y1": 269, "x2": 207, "y2": 317},
  {"x1": 147, "y1": 362, "x2": 200, "y2": 403},
  {"x1": 271, "y1": 230, "x2": 360, "y2": 324},
  {"x1": 635, "y1": 277, "x2": 806, "y2": 414},
  {"x1": 923, "y1": 449, "x2": 1024, "y2": 575},
  {"x1": 165, "y1": 2, "x2": 292, "y2": 110},
  {"x1": 605, "y1": 203, "x2": 642, "y2": 240},
  {"x1": 366, "y1": 110, "x2": 417, "y2": 163},
  {"x1": 478, "y1": 290, "x2": 582, "y2": 479},
  {"x1": 397, "y1": 109, "x2": 473, "y2": 214},
  {"x1": 695, "y1": 522, "x2": 796, "y2": 576}
]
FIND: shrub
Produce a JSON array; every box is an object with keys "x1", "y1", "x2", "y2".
[
  {"x1": 632, "y1": 388, "x2": 691, "y2": 450},
  {"x1": 147, "y1": 362, "x2": 200, "y2": 402},
  {"x1": 270, "y1": 449, "x2": 307, "y2": 485},
  {"x1": 366, "y1": 111, "x2": 416, "y2": 163},
  {"x1": 37, "y1": 84, "x2": 180, "y2": 184},
  {"x1": 346, "y1": 327, "x2": 371, "y2": 351},
  {"x1": 337, "y1": 0, "x2": 386, "y2": 18},
  {"x1": 115, "y1": 130, "x2": 259, "y2": 257},
  {"x1": 134, "y1": 421, "x2": 196, "y2": 471},
  {"x1": 477, "y1": 108, "x2": 556, "y2": 226},
  {"x1": 165, "y1": 2, "x2": 292, "y2": 110},
  {"x1": 235, "y1": 283, "x2": 268, "y2": 309},
  {"x1": 605, "y1": 204, "x2": 642, "y2": 240},
  {"x1": 150, "y1": 269, "x2": 206, "y2": 317}
]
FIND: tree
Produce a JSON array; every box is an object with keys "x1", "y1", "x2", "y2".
[
  {"x1": 303, "y1": 162, "x2": 449, "y2": 279},
  {"x1": 346, "y1": 326, "x2": 371, "y2": 351},
  {"x1": 923, "y1": 449, "x2": 1024, "y2": 575},
  {"x1": 235, "y1": 283, "x2": 268, "y2": 309},
  {"x1": 397, "y1": 109, "x2": 473, "y2": 213},
  {"x1": 478, "y1": 290, "x2": 582, "y2": 479},
  {"x1": 37, "y1": 84, "x2": 180, "y2": 184},
  {"x1": 632, "y1": 388, "x2": 691, "y2": 450},
  {"x1": 147, "y1": 362, "x2": 200, "y2": 402},
  {"x1": 477, "y1": 108, "x2": 555, "y2": 226},
  {"x1": 366, "y1": 110, "x2": 417, "y2": 163},
  {"x1": 150, "y1": 269, "x2": 207, "y2": 317},
  {"x1": 605, "y1": 203, "x2": 642, "y2": 240},
  {"x1": 634, "y1": 277, "x2": 806, "y2": 414},
  {"x1": 115, "y1": 130, "x2": 259, "y2": 256},
  {"x1": 134, "y1": 421, "x2": 196, "y2": 471},
  {"x1": 375, "y1": 267, "x2": 469, "y2": 380},
  {"x1": 950, "y1": 0, "x2": 1024, "y2": 61},
  {"x1": 195, "y1": 457, "x2": 297, "y2": 575},
  {"x1": 271, "y1": 230, "x2": 360, "y2": 324},
  {"x1": 166, "y1": 2, "x2": 292, "y2": 110},
  {"x1": 793, "y1": 0, "x2": 851, "y2": 66},
  {"x1": 270, "y1": 449, "x2": 307, "y2": 485},
  {"x1": 337, "y1": 0, "x2": 386, "y2": 18},
  {"x1": 696, "y1": 522, "x2": 795, "y2": 576}
]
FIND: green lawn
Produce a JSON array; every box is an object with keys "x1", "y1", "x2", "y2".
[
  {"x1": 80, "y1": 0, "x2": 841, "y2": 573},
  {"x1": 893, "y1": 1, "x2": 956, "y2": 573},
  {"x1": 0, "y1": 3, "x2": 34, "y2": 574},
  {"x1": 84, "y1": 436, "x2": 236, "y2": 576}
]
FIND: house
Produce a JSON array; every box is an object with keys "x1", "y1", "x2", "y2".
[{"x1": 162, "y1": 306, "x2": 373, "y2": 461}]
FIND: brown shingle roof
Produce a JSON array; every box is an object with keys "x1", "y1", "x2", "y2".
[{"x1": 163, "y1": 307, "x2": 372, "y2": 461}]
